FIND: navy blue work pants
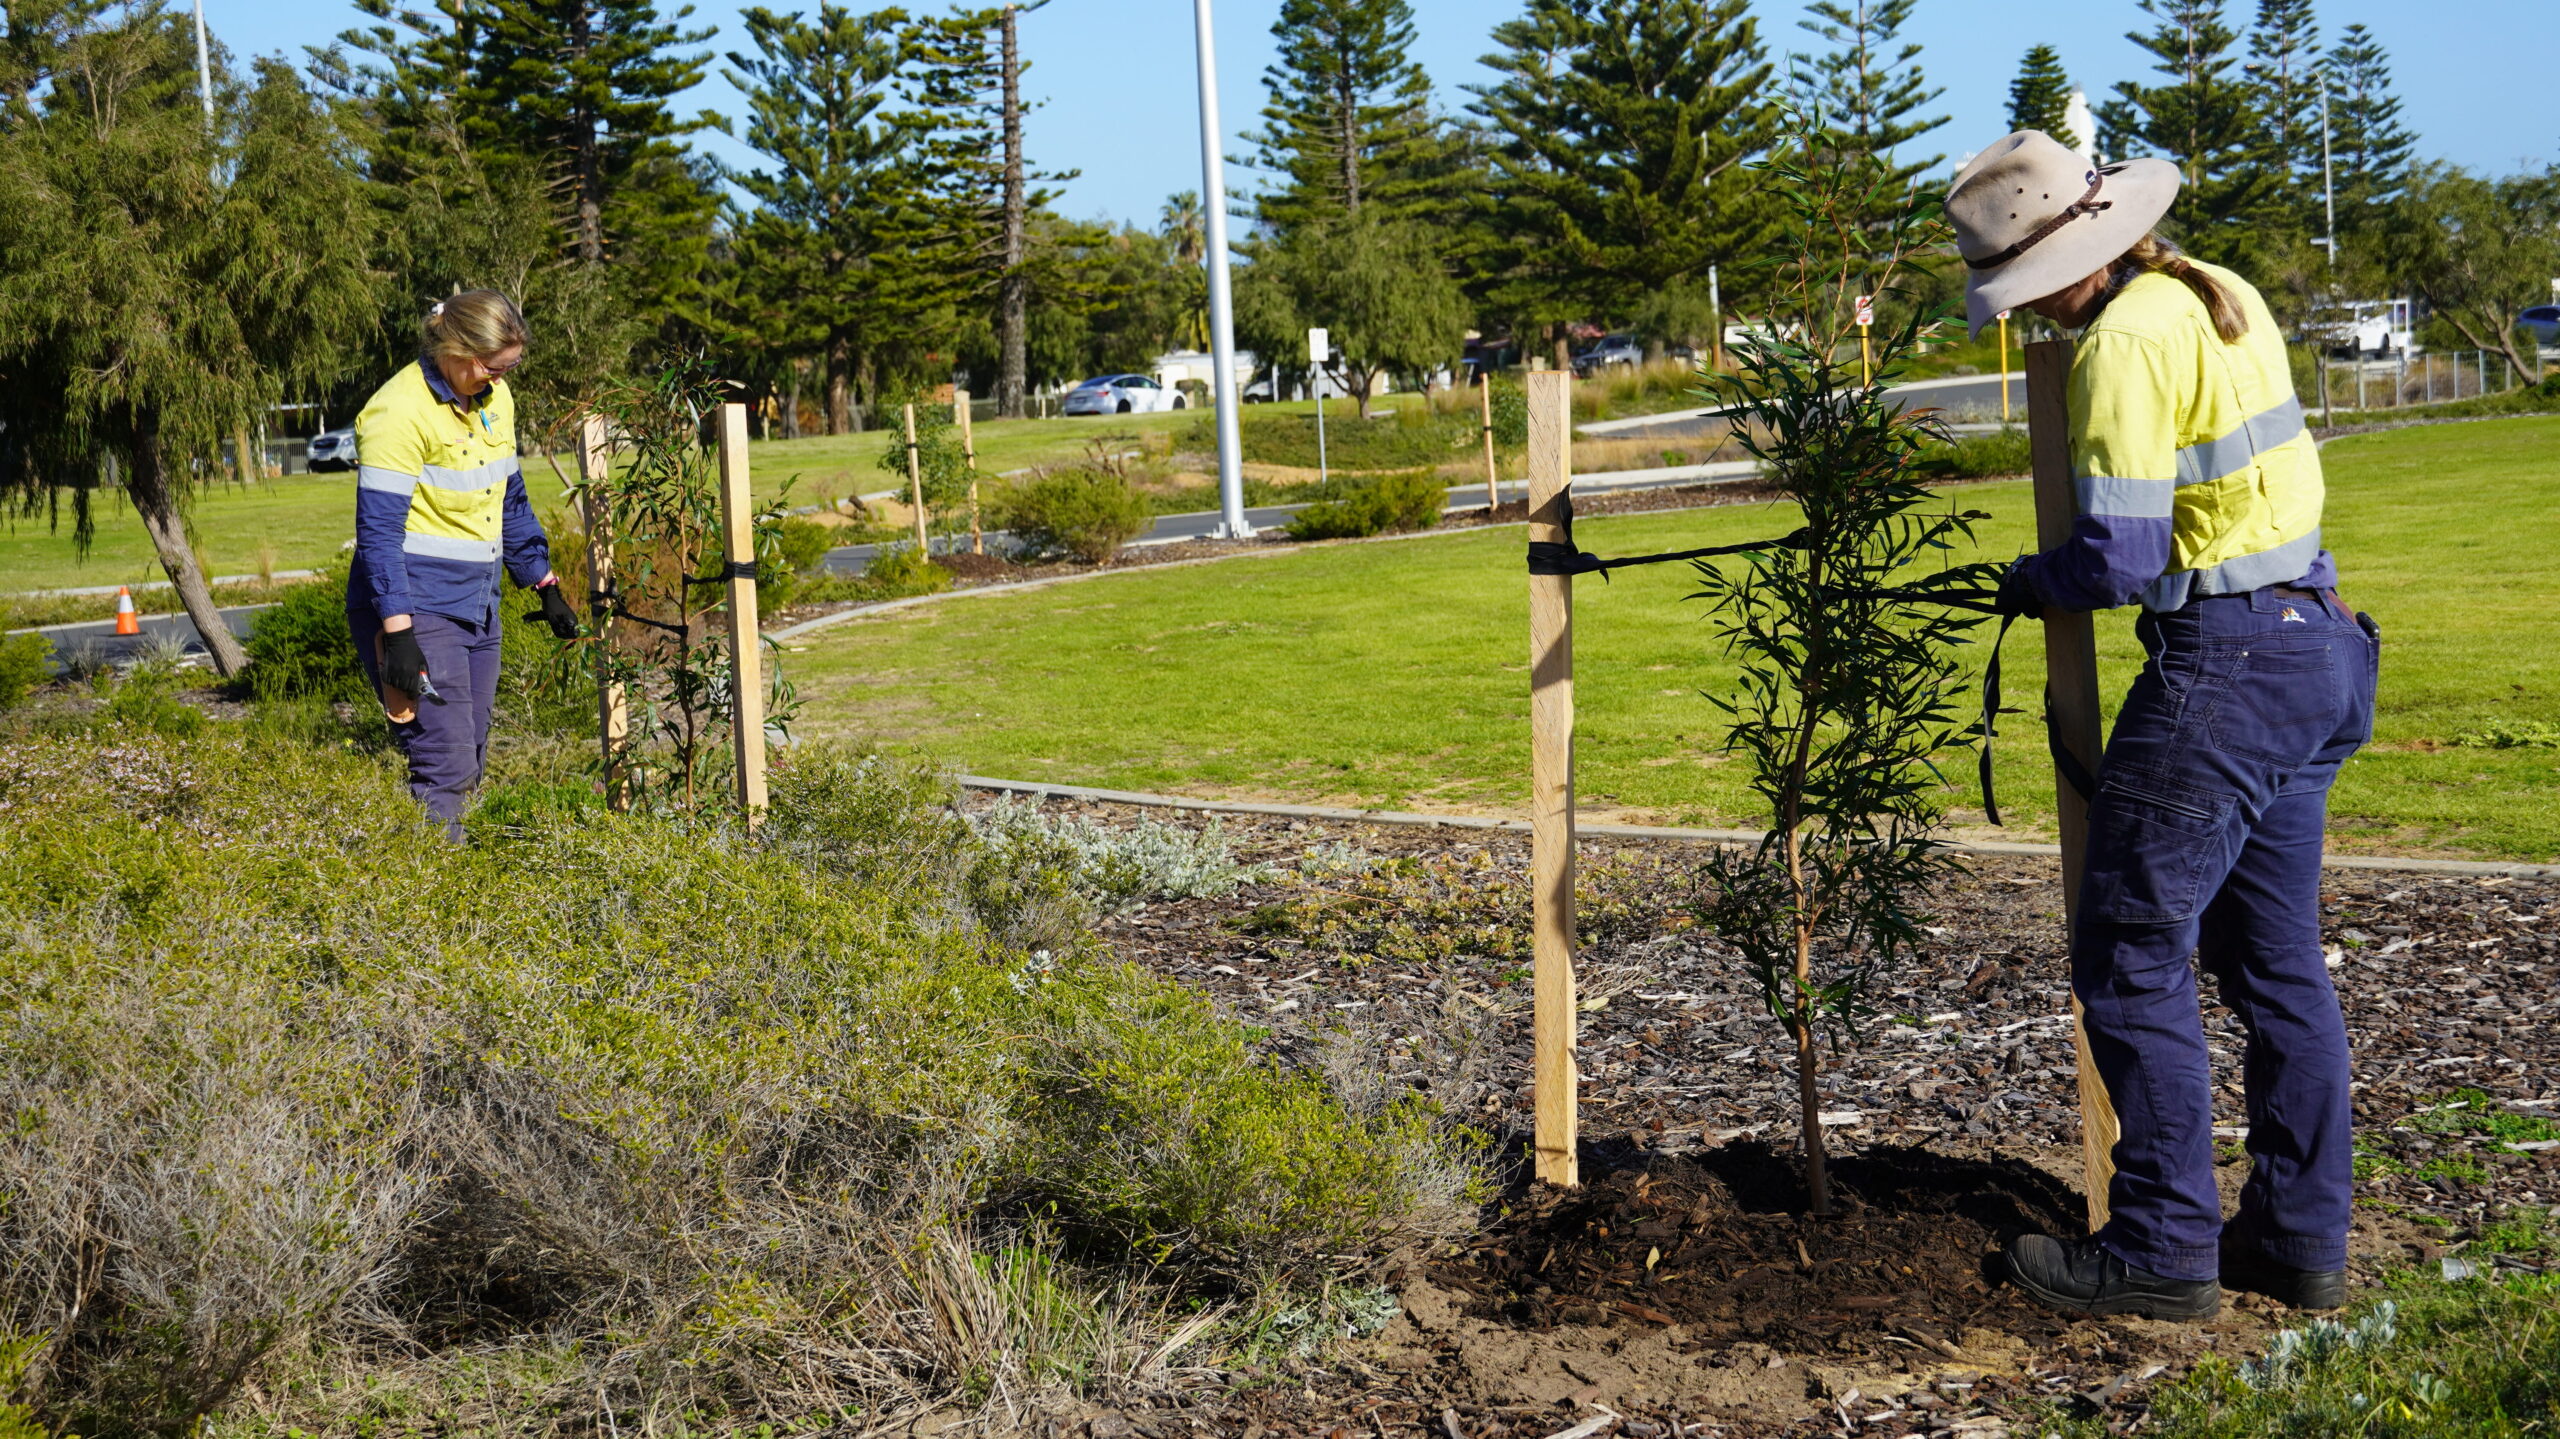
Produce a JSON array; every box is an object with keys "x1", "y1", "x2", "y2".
[
  {"x1": 2073, "y1": 585, "x2": 2378, "y2": 1281},
  {"x1": 349, "y1": 605, "x2": 505, "y2": 841}
]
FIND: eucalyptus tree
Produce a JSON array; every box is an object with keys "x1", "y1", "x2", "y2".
[
  {"x1": 1686, "y1": 109, "x2": 2002, "y2": 1215},
  {"x1": 1232, "y1": 212, "x2": 1466, "y2": 417},
  {"x1": 0, "y1": 6, "x2": 376, "y2": 675}
]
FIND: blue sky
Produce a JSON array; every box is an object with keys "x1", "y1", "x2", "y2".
[{"x1": 212, "y1": 0, "x2": 2558, "y2": 228}]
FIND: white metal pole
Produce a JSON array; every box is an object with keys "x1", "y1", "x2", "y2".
[
  {"x1": 1312, "y1": 365, "x2": 1328, "y2": 486},
  {"x1": 1191, "y1": 0, "x2": 1250, "y2": 538},
  {"x1": 2318, "y1": 79, "x2": 2336, "y2": 269},
  {"x1": 192, "y1": 0, "x2": 214, "y2": 128}
]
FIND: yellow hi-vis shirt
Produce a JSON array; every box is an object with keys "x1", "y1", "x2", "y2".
[
  {"x1": 2022, "y1": 262, "x2": 2333, "y2": 613},
  {"x1": 348, "y1": 359, "x2": 551, "y2": 623}
]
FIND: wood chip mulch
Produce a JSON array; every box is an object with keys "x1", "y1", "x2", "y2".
[{"x1": 990, "y1": 799, "x2": 2558, "y2": 1438}]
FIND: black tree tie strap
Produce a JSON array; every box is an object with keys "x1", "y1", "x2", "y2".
[
  {"x1": 684, "y1": 560, "x2": 763, "y2": 586},
  {"x1": 1523, "y1": 491, "x2": 1807, "y2": 580},
  {"x1": 1974, "y1": 612, "x2": 2101, "y2": 827}
]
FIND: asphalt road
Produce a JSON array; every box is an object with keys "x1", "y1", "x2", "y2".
[
  {"x1": 26, "y1": 605, "x2": 268, "y2": 670},
  {"x1": 1579, "y1": 371, "x2": 2027, "y2": 448}
]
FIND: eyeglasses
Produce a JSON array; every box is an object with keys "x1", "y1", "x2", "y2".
[{"x1": 481, "y1": 354, "x2": 524, "y2": 377}]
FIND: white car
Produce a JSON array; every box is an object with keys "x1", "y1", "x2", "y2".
[
  {"x1": 1062, "y1": 373, "x2": 1184, "y2": 415},
  {"x1": 307, "y1": 427, "x2": 357, "y2": 472}
]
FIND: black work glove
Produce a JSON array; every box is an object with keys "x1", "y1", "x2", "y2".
[
  {"x1": 525, "y1": 581, "x2": 580, "y2": 639},
  {"x1": 1993, "y1": 562, "x2": 2047, "y2": 620},
  {"x1": 382, "y1": 627, "x2": 437, "y2": 701}
]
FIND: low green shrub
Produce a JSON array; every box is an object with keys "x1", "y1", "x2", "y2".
[
  {"x1": 240, "y1": 567, "x2": 366, "y2": 705},
  {"x1": 1285, "y1": 469, "x2": 1447, "y2": 540},
  {"x1": 0, "y1": 633, "x2": 51, "y2": 711},
  {"x1": 994, "y1": 469, "x2": 1153, "y2": 563},
  {"x1": 99, "y1": 659, "x2": 206, "y2": 738},
  {"x1": 1187, "y1": 408, "x2": 1473, "y2": 471},
  {"x1": 1913, "y1": 426, "x2": 2032, "y2": 480},
  {"x1": 750, "y1": 516, "x2": 838, "y2": 610},
  {"x1": 0, "y1": 729, "x2": 1476, "y2": 1432}
]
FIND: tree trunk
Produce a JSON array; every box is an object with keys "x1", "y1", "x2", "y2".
[
  {"x1": 570, "y1": 5, "x2": 605, "y2": 264},
  {"x1": 129, "y1": 424, "x2": 248, "y2": 676},
  {"x1": 827, "y1": 330, "x2": 852, "y2": 435},
  {"x1": 995, "y1": 6, "x2": 1029, "y2": 420},
  {"x1": 1337, "y1": 70, "x2": 1360, "y2": 215},
  {"x1": 786, "y1": 366, "x2": 803, "y2": 440}
]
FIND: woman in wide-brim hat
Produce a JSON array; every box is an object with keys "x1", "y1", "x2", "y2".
[{"x1": 1954, "y1": 132, "x2": 2379, "y2": 1322}]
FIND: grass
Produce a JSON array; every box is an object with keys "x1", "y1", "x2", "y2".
[
  {"x1": 784, "y1": 416, "x2": 2560, "y2": 861},
  {"x1": 2042, "y1": 1269, "x2": 2560, "y2": 1438},
  {"x1": 2, "y1": 397, "x2": 1415, "y2": 598}
]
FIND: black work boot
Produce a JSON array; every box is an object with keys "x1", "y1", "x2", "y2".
[
  {"x1": 2003, "y1": 1233, "x2": 2222, "y2": 1320},
  {"x1": 2220, "y1": 1232, "x2": 2348, "y2": 1311}
]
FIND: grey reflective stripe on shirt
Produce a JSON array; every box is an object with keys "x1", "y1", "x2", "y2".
[
  {"x1": 357, "y1": 464, "x2": 418, "y2": 497},
  {"x1": 403, "y1": 532, "x2": 502, "y2": 563},
  {"x1": 2140, "y1": 527, "x2": 2324, "y2": 610},
  {"x1": 2175, "y1": 395, "x2": 2307, "y2": 486},
  {"x1": 2075, "y1": 474, "x2": 2176, "y2": 519},
  {"x1": 418, "y1": 456, "x2": 514, "y2": 493}
]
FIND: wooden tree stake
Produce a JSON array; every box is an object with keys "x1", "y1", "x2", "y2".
[
  {"x1": 902, "y1": 402, "x2": 929, "y2": 554},
  {"x1": 1526, "y1": 369, "x2": 1579, "y2": 1188},
  {"x1": 2025, "y1": 338, "x2": 2121, "y2": 1232},
  {"x1": 1481, "y1": 378, "x2": 1500, "y2": 509},
  {"x1": 956, "y1": 388, "x2": 982, "y2": 554},
  {"x1": 580, "y1": 414, "x2": 630, "y2": 812},
  {"x1": 717, "y1": 402, "x2": 769, "y2": 829}
]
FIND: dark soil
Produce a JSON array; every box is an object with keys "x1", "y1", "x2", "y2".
[{"x1": 1438, "y1": 1143, "x2": 2081, "y2": 1355}]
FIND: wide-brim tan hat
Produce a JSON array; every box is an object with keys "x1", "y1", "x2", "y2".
[{"x1": 1950, "y1": 131, "x2": 2180, "y2": 337}]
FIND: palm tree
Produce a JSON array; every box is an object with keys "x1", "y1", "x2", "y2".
[{"x1": 1160, "y1": 190, "x2": 1209, "y2": 350}]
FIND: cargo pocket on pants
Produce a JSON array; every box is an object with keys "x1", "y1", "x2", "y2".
[{"x1": 2080, "y1": 776, "x2": 2233, "y2": 924}]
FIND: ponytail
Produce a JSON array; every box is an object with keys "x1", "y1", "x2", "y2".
[{"x1": 2116, "y1": 235, "x2": 2248, "y2": 343}]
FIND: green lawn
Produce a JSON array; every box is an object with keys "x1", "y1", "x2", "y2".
[
  {"x1": 3, "y1": 400, "x2": 1369, "y2": 595},
  {"x1": 784, "y1": 416, "x2": 2560, "y2": 861}
]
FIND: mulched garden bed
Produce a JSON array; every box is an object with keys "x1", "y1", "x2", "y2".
[{"x1": 984, "y1": 798, "x2": 2558, "y2": 1437}]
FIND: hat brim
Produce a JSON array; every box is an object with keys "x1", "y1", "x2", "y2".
[{"x1": 1963, "y1": 159, "x2": 2181, "y2": 337}]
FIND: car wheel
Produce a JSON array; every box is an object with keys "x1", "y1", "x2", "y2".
[
  {"x1": 1171, "y1": 396, "x2": 1185, "y2": 410},
  {"x1": 1117, "y1": 400, "x2": 1131, "y2": 413}
]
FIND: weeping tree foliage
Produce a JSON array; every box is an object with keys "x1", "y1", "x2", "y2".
[
  {"x1": 0, "y1": 3, "x2": 377, "y2": 675},
  {"x1": 1687, "y1": 108, "x2": 2002, "y2": 1216}
]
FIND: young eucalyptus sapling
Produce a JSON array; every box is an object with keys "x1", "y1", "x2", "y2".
[
  {"x1": 566, "y1": 356, "x2": 800, "y2": 815},
  {"x1": 1688, "y1": 114, "x2": 2004, "y2": 1214}
]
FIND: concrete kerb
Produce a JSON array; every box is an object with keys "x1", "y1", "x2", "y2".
[{"x1": 956, "y1": 775, "x2": 2559, "y2": 879}]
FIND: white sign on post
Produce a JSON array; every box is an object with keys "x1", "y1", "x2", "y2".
[
  {"x1": 1308, "y1": 327, "x2": 1330, "y2": 363},
  {"x1": 1854, "y1": 295, "x2": 1875, "y2": 327}
]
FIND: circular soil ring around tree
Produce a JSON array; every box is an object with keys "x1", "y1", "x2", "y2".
[{"x1": 1433, "y1": 1140, "x2": 2091, "y2": 1358}]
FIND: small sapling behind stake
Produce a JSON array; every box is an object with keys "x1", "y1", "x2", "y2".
[{"x1": 1687, "y1": 111, "x2": 2005, "y2": 1215}]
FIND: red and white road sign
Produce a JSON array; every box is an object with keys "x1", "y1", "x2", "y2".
[{"x1": 1854, "y1": 294, "x2": 1875, "y2": 327}]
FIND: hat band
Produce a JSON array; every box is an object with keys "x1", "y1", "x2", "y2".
[{"x1": 1965, "y1": 174, "x2": 2114, "y2": 272}]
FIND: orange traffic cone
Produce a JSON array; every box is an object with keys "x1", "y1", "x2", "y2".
[{"x1": 113, "y1": 586, "x2": 140, "y2": 636}]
